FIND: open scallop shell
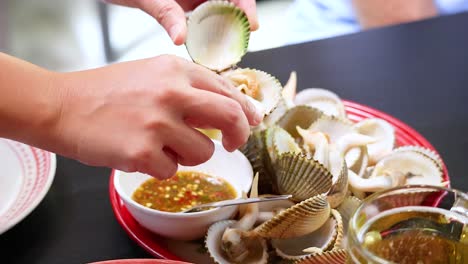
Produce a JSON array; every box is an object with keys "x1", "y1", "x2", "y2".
[
  {"x1": 353, "y1": 118, "x2": 395, "y2": 164},
  {"x1": 206, "y1": 220, "x2": 268, "y2": 264},
  {"x1": 276, "y1": 105, "x2": 323, "y2": 139},
  {"x1": 255, "y1": 194, "x2": 331, "y2": 239},
  {"x1": 222, "y1": 68, "x2": 282, "y2": 115},
  {"x1": 186, "y1": 1, "x2": 250, "y2": 71},
  {"x1": 256, "y1": 195, "x2": 295, "y2": 224},
  {"x1": 327, "y1": 153, "x2": 348, "y2": 208},
  {"x1": 294, "y1": 88, "x2": 346, "y2": 119},
  {"x1": 370, "y1": 150, "x2": 444, "y2": 186},
  {"x1": 307, "y1": 115, "x2": 355, "y2": 144},
  {"x1": 271, "y1": 209, "x2": 344, "y2": 260},
  {"x1": 275, "y1": 153, "x2": 333, "y2": 202},
  {"x1": 393, "y1": 146, "x2": 444, "y2": 170},
  {"x1": 293, "y1": 249, "x2": 347, "y2": 264}
]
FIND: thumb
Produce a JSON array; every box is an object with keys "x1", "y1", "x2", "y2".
[{"x1": 139, "y1": 0, "x2": 187, "y2": 45}]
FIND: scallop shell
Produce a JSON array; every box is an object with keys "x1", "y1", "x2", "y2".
[
  {"x1": 294, "y1": 88, "x2": 347, "y2": 119},
  {"x1": 276, "y1": 105, "x2": 323, "y2": 139},
  {"x1": 256, "y1": 195, "x2": 295, "y2": 224},
  {"x1": 370, "y1": 150, "x2": 444, "y2": 186},
  {"x1": 240, "y1": 130, "x2": 275, "y2": 194},
  {"x1": 222, "y1": 68, "x2": 282, "y2": 115},
  {"x1": 186, "y1": 1, "x2": 250, "y2": 71},
  {"x1": 353, "y1": 118, "x2": 395, "y2": 165},
  {"x1": 271, "y1": 209, "x2": 344, "y2": 260},
  {"x1": 393, "y1": 146, "x2": 444, "y2": 170},
  {"x1": 255, "y1": 194, "x2": 331, "y2": 239},
  {"x1": 263, "y1": 97, "x2": 289, "y2": 127},
  {"x1": 275, "y1": 153, "x2": 333, "y2": 202},
  {"x1": 293, "y1": 249, "x2": 347, "y2": 264},
  {"x1": 205, "y1": 220, "x2": 268, "y2": 264}
]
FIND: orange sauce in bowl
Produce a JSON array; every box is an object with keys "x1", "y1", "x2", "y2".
[{"x1": 132, "y1": 171, "x2": 237, "y2": 213}]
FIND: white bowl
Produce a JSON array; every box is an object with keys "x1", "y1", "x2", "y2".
[{"x1": 114, "y1": 140, "x2": 253, "y2": 240}]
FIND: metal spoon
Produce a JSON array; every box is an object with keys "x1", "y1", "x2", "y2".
[{"x1": 181, "y1": 194, "x2": 292, "y2": 213}]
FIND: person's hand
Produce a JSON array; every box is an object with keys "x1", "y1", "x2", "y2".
[
  {"x1": 52, "y1": 55, "x2": 262, "y2": 179},
  {"x1": 104, "y1": 0, "x2": 258, "y2": 45}
]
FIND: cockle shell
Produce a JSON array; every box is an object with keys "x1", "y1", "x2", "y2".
[
  {"x1": 327, "y1": 152, "x2": 348, "y2": 208},
  {"x1": 293, "y1": 249, "x2": 347, "y2": 264},
  {"x1": 255, "y1": 194, "x2": 331, "y2": 239},
  {"x1": 294, "y1": 88, "x2": 347, "y2": 119},
  {"x1": 222, "y1": 68, "x2": 282, "y2": 115},
  {"x1": 275, "y1": 153, "x2": 332, "y2": 202},
  {"x1": 370, "y1": 150, "x2": 443, "y2": 186},
  {"x1": 393, "y1": 146, "x2": 444, "y2": 170},
  {"x1": 256, "y1": 195, "x2": 295, "y2": 224},
  {"x1": 271, "y1": 209, "x2": 344, "y2": 260}
]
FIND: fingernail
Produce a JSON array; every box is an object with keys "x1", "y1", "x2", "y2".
[{"x1": 169, "y1": 24, "x2": 182, "y2": 43}]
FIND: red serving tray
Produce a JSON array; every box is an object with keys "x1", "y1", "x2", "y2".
[{"x1": 108, "y1": 100, "x2": 450, "y2": 261}]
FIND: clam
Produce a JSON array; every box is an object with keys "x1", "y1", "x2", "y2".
[
  {"x1": 222, "y1": 68, "x2": 282, "y2": 115},
  {"x1": 255, "y1": 194, "x2": 331, "y2": 239},
  {"x1": 275, "y1": 153, "x2": 332, "y2": 202},
  {"x1": 370, "y1": 150, "x2": 444, "y2": 186},
  {"x1": 294, "y1": 88, "x2": 347, "y2": 119},
  {"x1": 393, "y1": 145, "x2": 444, "y2": 170},
  {"x1": 271, "y1": 209, "x2": 344, "y2": 260},
  {"x1": 353, "y1": 118, "x2": 395, "y2": 164}
]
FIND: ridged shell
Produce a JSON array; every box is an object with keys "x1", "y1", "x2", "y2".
[
  {"x1": 186, "y1": 1, "x2": 250, "y2": 71},
  {"x1": 327, "y1": 158, "x2": 348, "y2": 208},
  {"x1": 206, "y1": 220, "x2": 268, "y2": 264},
  {"x1": 293, "y1": 249, "x2": 347, "y2": 264},
  {"x1": 276, "y1": 105, "x2": 323, "y2": 139},
  {"x1": 353, "y1": 118, "x2": 395, "y2": 165},
  {"x1": 393, "y1": 146, "x2": 444, "y2": 170},
  {"x1": 370, "y1": 150, "x2": 443, "y2": 186},
  {"x1": 239, "y1": 130, "x2": 275, "y2": 194},
  {"x1": 272, "y1": 126, "x2": 302, "y2": 159},
  {"x1": 255, "y1": 194, "x2": 331, "y2": 239},
  {"x1": 275, "y1": 153, "x2": 333, "y2": 202},
  {"x1": 222, "y1": 68, "x2": 282, "y2": 115},
  {"x1": 256, "y1": 196, "x2": 295, "y2": 224},
  {"x1": 271, "y1": 209, "x2": 344, "y2": 260},
  {"x1": 336, "y1": 196, "x2": 362, "y2": 236},
  {"x1": 294, "y1": 88, "x2": 347, "y2": 119}
]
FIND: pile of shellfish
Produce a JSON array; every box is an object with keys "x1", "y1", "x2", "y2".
[
  {"x1": 184, "y1": 2, "x2": 447, "y2": 263},
  {"x1": 203, "y1": 69, "x2": 446, "y2": 264}
]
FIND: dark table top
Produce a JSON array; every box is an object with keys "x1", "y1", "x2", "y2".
[{"x1": 2, "y1": 11, "x2": 468, "y2": 264}]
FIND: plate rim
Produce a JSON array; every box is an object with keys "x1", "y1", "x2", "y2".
[
  {"x1": 0, "y1": 140, "x2": 57, "y2": 235},
  {"x1": 108, "y1": 100, "x2": 450, "y2": 260}
]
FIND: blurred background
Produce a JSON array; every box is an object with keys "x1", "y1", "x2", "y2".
[{"x1": 0, "y1": 0, "x2": 292, "y2": 72}]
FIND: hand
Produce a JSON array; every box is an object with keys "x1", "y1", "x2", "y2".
[
  {"x1": 104, "y1": 0, "x2": 258, "y2": 45},
  {"x1": 53, "y1": 55, "x2": 262, "y2": 179}
]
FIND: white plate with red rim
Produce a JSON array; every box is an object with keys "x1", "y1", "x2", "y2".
[{"x1": 0, "y1": 139, "x2": 56, "y2": 234}]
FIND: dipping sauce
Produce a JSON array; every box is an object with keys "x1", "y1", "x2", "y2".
[{"x1": 132, "y1": 171, "x2": 237, "y2": 213}]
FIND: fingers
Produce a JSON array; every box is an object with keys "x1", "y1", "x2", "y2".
[
  {"x1": 232, "y1": 0, "x2": 259, "y2": 30},
  {"x1": 136, "y1": 147, "x2": 179, "y2": 180},
  {"x1": 138, "y1": 0, "x2": 187, "y2": 45},
  {"x1": 186, "y1": 63, "x2": 263, "y2": 126},
  {"x1": 182, "y1": 89, "x2": 251, "y2": 152},
  {"x1": 164, "y1": 124, "x2": 215, "y2": 166}
]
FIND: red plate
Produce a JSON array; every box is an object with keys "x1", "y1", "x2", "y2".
[{"x1": 109, "y1": 101, "x2": 450, "y2": 261}]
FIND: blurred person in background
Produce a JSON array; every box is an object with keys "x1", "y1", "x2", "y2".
[
  {"x1": 0, "y1": 0, "x2": 260, "y2": 180},
  {"x1": 282, "y1": 0, "x2": 468, "y2": 45}
]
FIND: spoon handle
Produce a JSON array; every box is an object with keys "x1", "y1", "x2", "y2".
[{"x1": 183, "y1": 194, "x2": 292, "y2": 213}]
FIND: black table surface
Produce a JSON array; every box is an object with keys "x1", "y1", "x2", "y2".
[{"x1": 2, "y1": 12, "x2": 468, "y2": 264}]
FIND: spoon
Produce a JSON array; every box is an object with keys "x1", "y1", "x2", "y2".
[{"x1": 181, "y1": 194, "x2": 292, "y2": 213}]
